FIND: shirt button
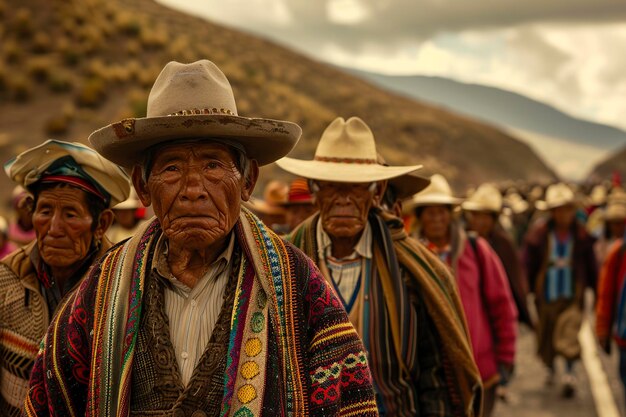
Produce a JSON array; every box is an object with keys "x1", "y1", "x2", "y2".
[{"x1": 181, "y1": 351, "x2": 189, "y2": 360}]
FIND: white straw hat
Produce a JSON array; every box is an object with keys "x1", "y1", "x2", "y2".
[
  {"x1": 406, "y1": 174, "x2": 463, "y2": 209},
  {"x1": 535, "y1": 183, "x2": 575, "y2": 210},
  {"x1": 276, "y1": 117, "x2": 422, "y2": 183},
  {"x1": 462, "y1": 184, "x2": 502, "y2": 213}
]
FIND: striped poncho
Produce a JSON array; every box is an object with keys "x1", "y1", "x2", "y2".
[
  {"x1": 25, "y1": 209, "x2": 378, "y2": 417},
  {"x1": 287, "y1": 210, "x2": 483, "y2": 417}
]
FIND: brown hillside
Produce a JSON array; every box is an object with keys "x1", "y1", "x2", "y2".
[
  {"x1": 590, "y1": 146, "x2": 626, "y2": 182},
  {"x1": 0, "y1": 0, "x2": 556, "y2": 196}
]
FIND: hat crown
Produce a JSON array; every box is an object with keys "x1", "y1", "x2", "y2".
[
  {"x1": 545, "y1": 183, "x2": 574, "y2": 205},
  {"x1": 422, "y1": 174, "x2": 454, "y2": 197},
  {"x1": 314, "y1": 117, "x2": 377, "y2": 162},
  {"x1": 147, "y1": 60, "x2": 238, "y2": 117},
  {"x1": 465, "y1": 184, "x2": 502, "y2": 212}
]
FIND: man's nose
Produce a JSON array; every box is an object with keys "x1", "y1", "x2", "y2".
[
  {"x1": 48, "y1": 211, "x2": 65, "y2": 237},
  {"x1": 180, "y1": 169, "x2": 208, "y2": 201}
]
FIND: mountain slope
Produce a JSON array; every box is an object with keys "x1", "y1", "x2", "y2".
[
  {"x1": 0, "y1": 0, "x2": 556, "y2": 193},
  {"x1": 591, "y1": 146, "x2": 626, "y2": 181},
  {"x1": 349, "y1": 70, "x2": 626, "y2": 151}
]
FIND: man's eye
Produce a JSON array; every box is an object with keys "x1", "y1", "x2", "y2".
[
  {"x1": 207, "y1": 161, "x2": 219, "y2": 169},
  {"x1": 165, "y1": 165, "x2": 178, "y2": 172}
]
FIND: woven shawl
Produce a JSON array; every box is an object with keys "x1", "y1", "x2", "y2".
[
  {"x1": 288, "y1": 210, "x2": 483, "y2": 416},
  {"x1": 30, "y1": 208, "x2": 311, "y2": 417}
]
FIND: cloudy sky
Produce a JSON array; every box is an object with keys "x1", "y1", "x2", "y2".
[{"x1": 158, "y1": 0, "x2": 626, "y2": 133}]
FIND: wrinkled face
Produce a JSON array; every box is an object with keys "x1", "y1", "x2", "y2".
[
  {"x1": 419, "y1": 205, "x2": 452, "y2": 241},
  {"x1": 32, "y1": 186, "x2": 96, "y2": 268},
  {"x1": 315, "y1": 181, "x2": 378, "y2": 239},
  {"x1": 552, "y1": 204, "x2": 576, "y2": 229},
  {"x1": 466, "y1": 211, "x2": 496, "y2": 237},
  {"x1": 136, "y1": 142, "x2": 255, "y2": 250}
]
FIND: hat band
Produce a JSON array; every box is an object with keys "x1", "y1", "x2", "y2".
[
  {"x1": 314, "y1": 156, "x2": 377, "y2": 164},
  {"x1": 40, "y1": 175, "x2": 108, "y2": 203},
  {"x1": 168, "y1": 107, "x2": 235, "y2": 116}
]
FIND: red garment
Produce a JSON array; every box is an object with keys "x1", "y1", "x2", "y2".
[
  {"x1": 454, "y1": 232, "x2": 518, "y2": 385},
  {"x1": 596, "y1": 239, "x2": 626, "y2": 346}
]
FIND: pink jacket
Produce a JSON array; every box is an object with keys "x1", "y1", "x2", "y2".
[{"x1": 453, "y1": 229, "x2": 518, "y2": 384}]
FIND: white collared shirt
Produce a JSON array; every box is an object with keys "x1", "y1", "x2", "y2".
[
  {"x1": 316, "y1": 221, "x2": 372, "y2": 303},
  {"x1": 152, "y1": 232, "x2": 236, "y2": 385}
]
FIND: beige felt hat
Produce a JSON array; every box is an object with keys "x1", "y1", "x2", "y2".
[
  {"x1": 406, "y1": 174, "x2": 463, "y2": 209},
  {"x1": 590, "y1": 184, "x2": 608, "y2": 206},
  {"x1": 462, "y1": 184, "x2": 502, "y2": 213},
  {"x1": 5, "y1": 139, "x2": 130, "y2": 207},
  {"x1": 605, "y1": 201, "x2": 626, "y2": 221},
  {"x1": 89, "y1": 60, "x2": 301, "y2": 169},
  {"x1": 275, "y1": 117, "x2": 422, "y2": 183},
  {"x1": 535, "y1": 183, "x2": 575, "y2": 210},
  {"x1": 504, "y1": 192, "x2": 529, "y2": 214}
]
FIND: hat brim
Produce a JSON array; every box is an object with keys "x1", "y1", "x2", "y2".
[
  {"x1": 535, "y1": 199, "x2": 575, "y2": 211},
  {"x1": 461, "y1": 201, "x2": 500, "y2": 213},
  {"x1": 89, "y1": 114, "x2": 301, "y2": 169},
  {"x1": 388, "y1": 172, "x2": 431, "y2": 200},
  {"x1": 406, "y1": 194, "x2": 464, "y2": 210},
  {"x1": 276, "y1": 158, "x2": 422, "y2": 183}
]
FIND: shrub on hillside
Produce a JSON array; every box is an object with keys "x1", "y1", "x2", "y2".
[
  {"x1": 8, "y1": 75, "x2": 33, "y2": 102},
  {"x1": 44, "y1": 112, "x2": 74, "y2": 136},
  {"x1": 48, "y1": 70, "x2": 73, "y2": 93},
  {"x1": 27, "y1": 57, "x2": 53, "y2": 83},
  {"x1": 75, "y1": 77, "x2": 107, "y2": 107},
  {"x1": 11, "y1": 9, "x2": 34, "y2": 39},
  {"x1": 31, "y1": 32, "x2": 52, "y2": 54},
  {"x1": 2, "y1": 40, "x2": 23, "y2": 64}
]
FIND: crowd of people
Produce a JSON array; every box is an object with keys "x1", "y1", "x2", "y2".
[{"x1": 0, "y1": 58, "x2": 624, "y2": 417}]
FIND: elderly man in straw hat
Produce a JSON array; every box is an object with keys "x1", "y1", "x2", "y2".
[
  {"x1": 278, "y1": 117, "x2": 482, "y2": 417},
  {"x1": 523, "y1": 182, "x2": 597, "y2": 398},
  {"x1": 463, "y1": 184, "x2": 531, "y2": 327},
  {"x1": 0, "y1": 140, "x2": 130, "y2": 417},
  {"x1": 25, "y1": 61, "x2": 377, "y2": 417},
  {"x1": 407, "y1": 175, "x2": 517, "y2": 417}
]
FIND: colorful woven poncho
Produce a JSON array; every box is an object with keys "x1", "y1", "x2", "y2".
[{"x1": 25, "y1": 208, "x2": 378, "y2": 417}]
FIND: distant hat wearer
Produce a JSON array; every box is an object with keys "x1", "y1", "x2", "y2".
[
  {"x1": 406, "y1": 174, "x2": 463, "y2": 209},
  {"x1": 462, "y1": 184, "x2": 503, "y2": 213},
  {"x1": 276, "y1": 117, "x2": 421, "y2": 182},
  {"x1": 5, "y1": 139, "x2": 131, "y2": 207},
  {"x1": 604, "y1": 201, "x2": 626, "y2": 222},
  {"x1": 282, "y1": 178, "x2": 314, "y2": 205},
  {"x1": 113, "y1": 188, "x2": 142, "y2": 210},
  {"x1": 245, "y1": 180, "x2": 288, "y2": 215},
  {"x1": 535, "y1": 183, "x2": 575, "y2": 211},
  {"x1": 376, "y1": 153, "x2": 430, "y2": 199},
  {"x1": 89, "y1": 60, "x2": 301, "y2": 169}
]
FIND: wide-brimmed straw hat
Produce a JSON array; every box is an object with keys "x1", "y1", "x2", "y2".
[
  {"x1": 275, "y1": 117, "x2": 422, "y2": 183},
  {"x1": 406, "y1": 174, "x2": 463, "y2": 209},
  {"x1": 5, "y1": 139, "x2": 130, "y2": 208},
  {"x1": 89, "y1": 60, "x2": 301, "y2": 169},
  {"x1": 535, "y1": 183, "x2": 575, "y2": 210},
  {"x1": 462, "y1": 184, "x2": 502, "y2": 213}
]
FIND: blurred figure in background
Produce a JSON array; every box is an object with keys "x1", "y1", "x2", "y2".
[
  {"x1": 7, "y1": 186, "x2": 36, "y2": 246},
  {"x1": 595, "y1": 194, "x2": 626, "y2": 400},
  {"x1": 523, "y1": 183, "x2": 597, "y2": 398},
  {"x1": 0, "y1": 216, "x2": 17, "y2": 259},
  {"x1": 244, "y1": 179, "x2": 288, "y2": 233},
  {"x1": 463, "y1": 184, "x2": 532, "y2": 328},
  {"x1": 594, "y1": 188, "x2": 626, "y2": 266},
  {"x1": 106, "y1": 188, "x2": 146, "y2": 243},
  {"x1": 280, "y1": 178, "x2": 317, "y2": 233},
  {"x1": 408, "y1": 174, "x2": 517, "y2": 417}
]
